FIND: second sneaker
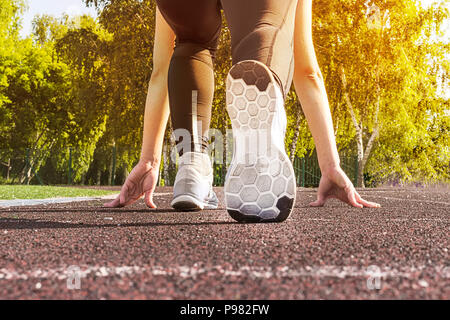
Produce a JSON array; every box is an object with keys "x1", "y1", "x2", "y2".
[{"x1": 171, "y1": 152, "x2": 219, "y2": 211}]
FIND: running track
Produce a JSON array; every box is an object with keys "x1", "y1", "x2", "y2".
[{"x1": 0, "y1": 187, "x2": 448, "y2": 299}]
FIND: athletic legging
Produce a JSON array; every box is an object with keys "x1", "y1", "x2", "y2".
[{"x1": 155, "y1": 0, "x2": 298, "y2": 154}]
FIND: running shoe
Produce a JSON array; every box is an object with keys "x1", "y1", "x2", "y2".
[
  {"x1": 224, "y1": 60, "x2": 296, "y2": 223},
  {"x1": 171, "y1": 152, "x2": 219, "y2": 211}
]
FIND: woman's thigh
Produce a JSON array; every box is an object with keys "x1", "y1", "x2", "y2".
[
  {"x1": 155, "y1": 0, "x2": 222, "y2": 49},
  {"x1": 221, "y1": 0, "x2": 298, "y2": 96}
]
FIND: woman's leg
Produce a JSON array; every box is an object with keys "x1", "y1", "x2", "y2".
[
  {"x1": 221, "y1": 0, "x2": 298, "y2": 98},
  {"x1": 155, "y1": 0, "x2": 222, "y2": 155},
  {"x1": 222, "y1": 0, "x2": 298, "y2": 222},
  {"x1": 155, "y1": 0, "x2": 222, "y2": 211}
]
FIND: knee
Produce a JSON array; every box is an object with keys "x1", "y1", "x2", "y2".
[
  {"x1": 232, "y1": 25, "x2": 279, "y2": 62},
  {"x1": 172, "y1": 42, "x2": 215, "y2": 68}
]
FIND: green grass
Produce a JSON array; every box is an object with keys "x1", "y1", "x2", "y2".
[{"x1": 0, "y1": 185, "x2": 118, "y2": 200}]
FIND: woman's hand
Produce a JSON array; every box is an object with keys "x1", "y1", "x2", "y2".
[
  {"x1": 104, "y1": 160, "x2": 159, "y2": 208},
  {"x1": 310, "y1": 167, "x2": 381, "y2": 208},
  {"x1": 104, "y1": 8, "x2": 174, "y2": 209}
]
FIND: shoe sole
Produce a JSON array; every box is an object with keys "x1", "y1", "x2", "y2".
[
  {"x1": 171, "y1": 195, "x2": 218, "y2": 212},
  {"x1": 224, "y1": 60, "x2": 296, "y2": 223}
]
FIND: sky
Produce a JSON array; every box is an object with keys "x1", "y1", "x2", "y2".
[
  {"x1": 16, "y1": 0, "x2": 448, "y2": 97},
  {"x1": 20, "y1": 0, "x2": 98, "y2": 38},
  {"x1": 19, "y1": 0, "x2": 448, "y2": 36}
]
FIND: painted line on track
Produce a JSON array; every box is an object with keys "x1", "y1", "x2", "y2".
[
  {"x1": 0, "y1": 265, "x2": 448, "y2": 281},
  {"x1": 0, "y1": 193, "x2": 174, "y2": 208},
  {"x1": 368, "y1": 195, "x2": 450, "y2": 206}
]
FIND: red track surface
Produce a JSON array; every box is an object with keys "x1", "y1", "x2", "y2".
[{"x1": 0, "y1": 187, "x2": 448, "y2": 299}]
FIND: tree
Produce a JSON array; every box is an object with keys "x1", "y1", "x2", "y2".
[
  {"x1": 0, "y1": 0, "x2": 26, "y2": 180},
  {"x1": 82, "y1": 0, "x2": 158, "y2": 183},
  {"x1": 1, "y1": 8, "x2": 113, "y2": 184},
  {"x1": 312, "y1": 0, "x2": 449, "y2": 186},
  {"x1": 2, "y1": 0, "x2": 447, "y2": 186},
  {"x1": 54, "y1": 15, "x2": 112, "y2": 183}
]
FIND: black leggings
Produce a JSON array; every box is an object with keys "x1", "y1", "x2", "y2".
[{"x1": 156, "y1": 0, "x2": 297, "y2": 154}]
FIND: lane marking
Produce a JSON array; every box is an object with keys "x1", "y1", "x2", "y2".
[
  {"x1": 0, "y1": 265, "x2": 448, "y2": 281},
  {"x1": 368, "y1": 195, "x2": 450, "y2": 206},
  {"x1": 0, "y1": 196, "x2": 116, "y2": 208},
  {"x1": 0, "y1": 193, "x2": 174, "y2": 208},
  {"x1": 192, "y1": 90, "x2": 199, "y2": 152}
]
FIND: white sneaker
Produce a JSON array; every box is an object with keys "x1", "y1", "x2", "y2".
[
  {"x1": 171, "y1": 152, "x2": 219, "y2": 211},
  {"x1": 224, "y1": 60, "x2": 296, "y2": 223}
]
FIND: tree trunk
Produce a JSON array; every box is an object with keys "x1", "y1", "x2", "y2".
[
  {"x1": 341, "y1": 68, "x2": 362, "y2": 187},
  {"x1": 19, "y1": 132, "x2": 46, "y2": 184},
  {"x1": 289, "y1": 101, "x2": 303, "y2": 163},
  {"x1": 122, "y1": 166, "x2": 129, "y2": 184},
  {"x1": 356, "y1": 125, "x2": 365, "y2": 188},
  {"x1": 222, "y1": 116, "x2": 228, "y2": 183},
  {"x1": 18, "y1": 136, "x2": 54, "y2": 185},
  {"x1": 163, "y1": 144, "x2": 169, "y2": 186},
  {"x1": 108, "y1": 157, "x2": 113, "y2": 186},
  {"x1": 359, "y1": 102, "x2": 380, "y2": 188},
  {"x1": 357, "y1": 159, "x2": 365, "y2": 188},
  {"x1": 18, "y1": 158, "x2": 31, "y2": 185},
  {"x1": 340, "y1": 66, "x2": 365, "y2": 187},
  {"x1": 96, "y1": 168, "x2": 101, "y2": 186},
  {"x1": 20, "y1": 156, "x2": 35, "y2": 185},
  {"x1": 169, "y1": 129, "x2": 177, "y2": 185},
  {"x1": 6, "y1": 159, "x2": 10, "y2": 181},
  {"x1": 340, "y1": 66, "x2": 380, "y2": 188}
]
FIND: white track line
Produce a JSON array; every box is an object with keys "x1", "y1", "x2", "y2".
[
  {"x1": 0, "y1": 265, "x2": 448, "y2": 281},
  {"x1": 0, "y1": 196, "x2": 116, "y2": 208},
  {"x1": 368, "y1": 195, "x2": 450, "y2": 206},
  {"x1": 0, "y1": 193, "x2": 174, "y2": 208}
]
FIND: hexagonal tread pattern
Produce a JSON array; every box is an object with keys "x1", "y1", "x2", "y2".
[{"x1": 225, "y1": 60, "x2": 297, "y2": 223}]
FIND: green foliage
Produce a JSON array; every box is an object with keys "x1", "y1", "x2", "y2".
[
  {"x1": 0, "y1": 185, "x2": 116, "y2": 200},
  {"x1": 312, "y1": 0, "x2": 449, "y2": 184},
  {"x1": 0, "y1": 0, "x2": 448, "y2": 186},
  {"x1": 0, "y1": 0, "x2": 25, "y2": 140}
]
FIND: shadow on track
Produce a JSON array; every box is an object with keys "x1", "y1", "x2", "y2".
[
  {"x1": 0, "y1": 208, "x2": 180, "y2": 214},
  {"x1": 0, "y1": 217, "x2": 238, "y2": 230}
]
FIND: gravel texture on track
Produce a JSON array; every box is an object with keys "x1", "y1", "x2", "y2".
[{"x1": 0, "y1": 187, "x2": 448, "y2": 300}]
